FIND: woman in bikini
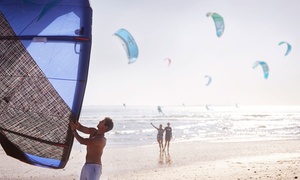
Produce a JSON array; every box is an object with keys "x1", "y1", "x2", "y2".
[{"x1": 151, "y1": 123, "x2": 164, "y2": 151}]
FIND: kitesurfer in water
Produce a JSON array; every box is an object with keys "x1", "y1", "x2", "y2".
[
  {"x1": 157, "y1": 106, "x2": 164, "y2": 115},
  {"x1": 69, "y1": 117, "x2": 114, "y2": 180},
  {"x1": 151, "y1": 123, "x2": 164, "y2": 151},
  {"x1": 163, "y1": 122, "x2": 172, "y2": 152}
]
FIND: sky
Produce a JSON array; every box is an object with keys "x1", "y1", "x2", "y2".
[{"x1": 83, "y1": 0, "x2": 300, "y2": 106}]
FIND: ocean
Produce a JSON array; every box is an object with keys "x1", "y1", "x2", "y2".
[{"x1": 76, "y1": 105, "x2": 300, "y2": 148}]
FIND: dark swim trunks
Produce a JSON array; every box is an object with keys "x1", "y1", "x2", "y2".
[{"x1": 165, "y1": 127, "x2": 172, "y2": 141}]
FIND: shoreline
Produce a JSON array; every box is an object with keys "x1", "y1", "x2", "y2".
[{"x1": 1, "y1": 139, "x2": 300, "y2": 180}]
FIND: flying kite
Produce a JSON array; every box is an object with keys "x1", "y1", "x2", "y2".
[
  {"x1": 0, "y1": 0, "x2": 92, "y2": 169},
  {"x1": 278, "y1": 41, "x2": 291, "y2": 56},
  {"x1": 206, "y1": 12, "x2": 225, "y2": 37},
  {"x1": 114, "y1": 28, "x2": 139, "y2": 64},
  {"x1": 204, "y1": 75, "x2": 212, "y2": 86},
  {"x1": 252, "y1": 61, "x2": 269, "y2": 79},
  {"x1": 164, "y1": 58, "x2": 172, "y2": 67}
]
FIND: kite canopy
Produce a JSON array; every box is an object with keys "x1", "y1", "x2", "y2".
[
  {"x1": 278, "y1": 41, "x2": 292, "y2": 56},
  {"x1": 0, "y1": 0, "x2": 92, "y2": 169},
  {"x1": 252, "y1": 61, "x2": 269, "y2": 79},
  {"x1": 206, "y1": 12, "x2": 225, "y2": 37},
  {"x1": 204, "y1": 75, "x2": 212, "y2": 86},
  {"x1": 114, "y1": 28, "x2": 139, "y2": 64},
  {"x1": 164, "y1": 58, "x2": 172, "y2": 67}
]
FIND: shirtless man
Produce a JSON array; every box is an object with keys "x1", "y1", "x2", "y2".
[
  {"x1": 69, "y1": 117, "x2": 113, "y2": 180},
  {"x1": 163, "y1": 122, "x2": 172, "y2": 152}
]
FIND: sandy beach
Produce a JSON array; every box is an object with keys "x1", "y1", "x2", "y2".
[{"x1": 1, "y1": 139, "x2": 300, "y2": 180}]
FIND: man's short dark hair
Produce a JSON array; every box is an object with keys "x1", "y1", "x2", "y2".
[{"x1": 104, "y1": 117, "x2": 113, "y2": 132}]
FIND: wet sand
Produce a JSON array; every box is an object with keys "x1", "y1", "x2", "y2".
[{"x1": 1, "y1": 139, "x2": 300, "y2": 180}]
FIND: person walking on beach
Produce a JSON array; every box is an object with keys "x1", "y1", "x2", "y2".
[
  {"x1": 151, "y1": 123, "x2": 164, "y2": 151},
  {"x1": 69, "y1": 117, "x2": 114, "y2": 180},
  {"x1": 163, "y1": 122, "x2": 172, "y2": 152}
]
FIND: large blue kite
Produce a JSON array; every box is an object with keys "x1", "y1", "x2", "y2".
[{"x1": 0, "y1": 0, "x2": 92, "y2": 169}]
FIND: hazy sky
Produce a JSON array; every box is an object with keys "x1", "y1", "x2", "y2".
[{"x1": 83, "y1": 0, "x2": 300, "y2": 106}]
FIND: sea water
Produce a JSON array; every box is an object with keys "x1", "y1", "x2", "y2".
[{"x1": 77, "y1": 105, "x2": 300, "y2": 148}]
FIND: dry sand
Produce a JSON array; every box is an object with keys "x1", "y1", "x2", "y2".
[{"x1": 1, "y1": 139, "x2": 300, "y2": 180}]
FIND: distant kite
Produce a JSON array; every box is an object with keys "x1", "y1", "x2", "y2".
[
  {"x1": 278, "y1": 41, "x2": 291, "y2": 56},
  {"x1": 252, "y1": 61, "x2": 269, "y2": 79},
  {"x1": 114, "y1": 28, "x2": 139, "y2": 64},
  {"x1": 204, "y1": 75, "x2": 212, "y2": 86},
  {"x1": 164, "y1": 58, "x2": 172, "y2": 67},
  {"x1": 206, "y1": 12, "x2": 224, "y2": 37}
]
